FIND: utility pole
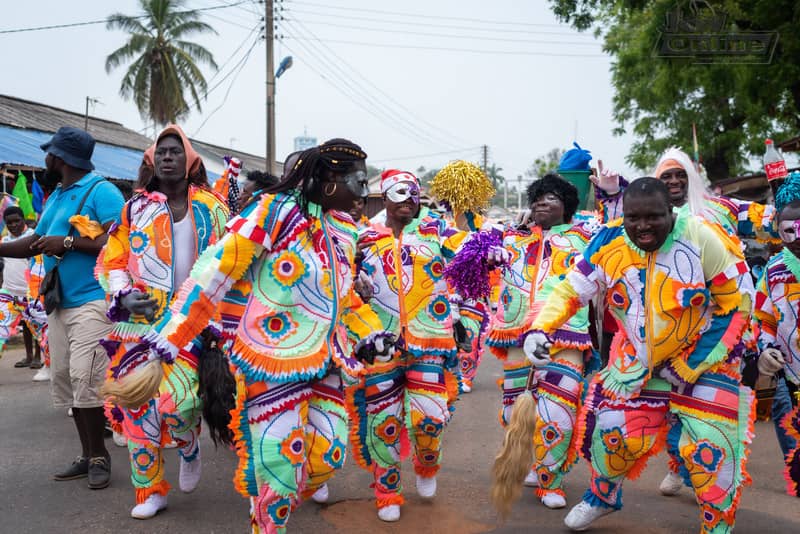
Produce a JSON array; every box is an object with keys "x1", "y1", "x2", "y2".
[
  {"x1": 481, "y1": 144, "x2": 488, "y2": 174},
  {"x1": 265, "y1": 0, "x2": 276, "y2": 173},
  {"x1": 503, "y1": 177, "x2": 508, "y2": 210},
  {"x1": 517, "y1": 175, "x2": 523, "y2": 212}
]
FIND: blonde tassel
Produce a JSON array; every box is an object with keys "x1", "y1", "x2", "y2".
[
  {"x1": 101, "y1": 360, "x2": 164, "y2": 409},
  {"x1": 490, "y1": 390, "x2": 537, "y2": 519}
]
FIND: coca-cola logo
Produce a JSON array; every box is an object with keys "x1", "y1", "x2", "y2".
[{"x1": 765, "y1": 160, "x2": 788, "y2": 182}]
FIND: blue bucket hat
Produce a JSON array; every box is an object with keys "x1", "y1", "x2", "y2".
[{"x1": 40, "y1": 126, "x2": 95, "y2": 170}]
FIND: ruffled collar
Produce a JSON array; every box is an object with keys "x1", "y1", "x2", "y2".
[
  {"x1": 782, "y1": 249, "x2": 800, "y2": 280},
  {"x1": 622, "y1": 208, "x2": 688, "y2": 256}
]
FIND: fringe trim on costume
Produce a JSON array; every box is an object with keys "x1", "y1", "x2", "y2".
[
  {"x1": 135, "y1": 479, "x2": 171, "y2": 504},
  {"x1": 489, "y1": 345, "x2": 510, "y2": 361},
  {"x1": 627, "y1": 423, "x2": 669, "y2": 481},
  {"x1": 412, "y1": 461, "x2": 440, "y2": 478},
  {"x1": 230, "y1": 372, "x2": 258, "y2": 498},
  {"x1": 104, "y1": 403, "x2": 124, "y2": 435},
  {"x1": 536, "y1": 487, "x2": 566, "y2": 499},
  {"x1": 562, "y1": 377, "x2": 586, "y2": 470},
  {"x1": 344, "y1": 381, "x2": 372, "y2": 470},
  {"x1": 582, "y1": 488, "x2": 621, "y2": 510},
  {"x1": 781, "y1": 406, "x2": 800, "y2": 496},
  {"x1": 230, "y1": 339, "x2": 329, "y2": 384},
  {"x1": 376, "y1": 494, "x2": 405, "y2": 508},
  {"x1": 664, "y1": 312, "x2": 747, "y2": 384},
  {"x1": 486, "y1": 326, "x2": 525, "y2": 350}
]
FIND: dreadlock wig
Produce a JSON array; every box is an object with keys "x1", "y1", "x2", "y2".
[{"x1": 267, "y1": 138, "x2": 367, "y2": 215}]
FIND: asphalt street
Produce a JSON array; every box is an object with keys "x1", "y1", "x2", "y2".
[{"x1": 1, "y1": 345, "x2": 798, "y2": 533}]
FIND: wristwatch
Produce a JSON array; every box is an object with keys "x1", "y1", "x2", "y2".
[{"x1": 63, "y1": 236, "x2": 74, "y2": 251}]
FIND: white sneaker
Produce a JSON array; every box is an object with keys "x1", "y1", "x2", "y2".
[
  {"x1": 32, "y1": 367, "x2": 50, "y2": 382},
  {"x1": 415, "y1": 475, "x2": 437, "y2": 499},
  {"x1": 112, "y1": 431, "x2": 127, "y2": 447},
  {"x1": 131, "y1": 493, "x2": 168, "y2": 519},
  {"x1": 659, "y1": 471, "x2": 684, "y2": 496},
  {"x1": 461, "y1": 383, "x2": 472, "y2": 393},
  {"x1": 311, "y1": 483, "x2": 329, "y2": 504},
  {"x1": 563, "y1": 499, "x2": 615, "y2": 531},
  {"x1": 179, "y1": 449, "x2": 202, "y2": 493},
  {"x1": 541, "y1": 491, "x2": 567, "y2": 509},
  {"x1": 523, "y1": 468, "x2": 539, "y2": 487},
  {"x1": 67, "y1": 408, "x2": 73, "y2": 417},
  {"x1": 377, "y1": 504, "x2": 401, "y2": 522},
  {"x1": 164, "y1": 440, "x2": 178, "y2": 449}
]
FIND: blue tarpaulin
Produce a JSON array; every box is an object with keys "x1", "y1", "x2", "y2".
[{"x1": 0, "y1": 125, "x2": 220, "y2": 182}]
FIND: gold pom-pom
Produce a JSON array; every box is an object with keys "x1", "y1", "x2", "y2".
[{"x1": 429, "y1": 160, "x2": 495, "y2": 214}]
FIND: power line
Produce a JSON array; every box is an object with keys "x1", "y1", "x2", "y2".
[
  {"x1": 291, "y1": 18, "x2": 600, "y2": 47},
  {"x1": 191, "y1": 33, "x2": 262, "y2": 136},
  {"x1": 282, "y1": 17, "x2": 473, "y2": 149},
  {"x1": 283, "y1": 37, "x2": 605, "y2": 58},
  {"x1": 281, "y1": 20, "x2": 463, "y2": 150},
  {"x1": 287, "y1": 7, "x2": 596, "y2": 38},
  {"x1": 370, "y1": 147, "x2": 482, "y2": 164},
  {"x1": 0, "y1": 1, "x2": 251, "y2": 35},
  {"x1": 280, "y1": 37, "x2": 449, "y2": 150},
  {"x1": 288, "y1": 1, "x2": 569, "y2": 29}
]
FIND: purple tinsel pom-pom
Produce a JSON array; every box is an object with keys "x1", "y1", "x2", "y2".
[{"x1": 443, "y1": 231, "x2": 505, "y2": 301}]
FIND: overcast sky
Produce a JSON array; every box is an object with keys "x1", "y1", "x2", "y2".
[{"x1": 1, "y1": 0, "x2": 642, "y2": 186}]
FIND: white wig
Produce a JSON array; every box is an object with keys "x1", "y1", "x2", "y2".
[{"x1": 652, "y1": 147, "x2": 710, "y2": 219}]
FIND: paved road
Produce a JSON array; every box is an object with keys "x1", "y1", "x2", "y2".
[{"x1": 1, "y1": 345, "x2": 798, "y2": 533}]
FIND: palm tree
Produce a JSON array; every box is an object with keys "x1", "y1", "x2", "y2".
[{"x1": 106, "y1": 0, "x2": 218, "y2": 126}]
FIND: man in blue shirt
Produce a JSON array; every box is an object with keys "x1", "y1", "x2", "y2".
[{"x1": 0, "y1": 126, "x2": 124, "y2": 490}]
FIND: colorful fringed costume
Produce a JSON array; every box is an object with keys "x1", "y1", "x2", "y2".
[
  {"x1": 754, "y1": 250, "x2": 800, "y2": 497},
  {"x1": 487, "y1": 218, "x2": 598, "y2": 498},
  {"x1": 529, "y1": 213, "x2": 754, "y2": 533},
  {"x1": 97, "y1": 186, "x2": 228, "y2": 504},
  {"x1": 149, "y1": 192, "x2": 385, "y2": 533},
  {"x1": 24, "y1": 254, "x2": 50, "y2": 366},
  {"x1": 0, "y1": 228, "x2": 48, "y2": 357},
  {"x1": 348, "y1": 205, "x2": 467, "y2": 509}
]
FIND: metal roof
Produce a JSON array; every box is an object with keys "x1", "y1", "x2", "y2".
[{"x1": 0, "y1": 125, "x2": 147, "y2": 181}]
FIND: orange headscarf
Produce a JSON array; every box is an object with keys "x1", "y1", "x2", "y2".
[
  {"x1": 654, "y1": 158, "x2": 684, "y2": 179},
  {"x1": 142, "y1": 124, "x2": 203, "y2": 179}
]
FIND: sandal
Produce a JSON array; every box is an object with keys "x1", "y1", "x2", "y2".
[{"x1": 14, "y1": 359, "x2": 32, "y2": 368}]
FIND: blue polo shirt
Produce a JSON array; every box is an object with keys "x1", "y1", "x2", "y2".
[{"x1": 37, "y1": 172, "x2": 125, "y2": 308}]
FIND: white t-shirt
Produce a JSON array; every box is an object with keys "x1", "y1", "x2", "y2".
[
  {"x1": 172, "y1": 215, "x2": 195, "y2": 290},
  {"x1": 2, "y1": 227, "x2": 34, "y2": 297}
]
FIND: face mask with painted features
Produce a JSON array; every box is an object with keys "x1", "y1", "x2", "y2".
[
  {"x1": 335, "y1": 170, "x2": 369, "y2": 198},
  {"x1": 385, "y1": 182, "x2": 420, "y2": 204},
  {"x1": 779, "y1": 219, "x2": 800, "y2": 243}
]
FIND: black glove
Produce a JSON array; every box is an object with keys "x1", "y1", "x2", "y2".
[
  {"x1": 453, "y1": 320, "x2": 472, "y2": 352},
  {"x1": 356, "y1": 335, "x2": 396, "y2": 365},
  {"x1": 120, "y1": 290, "x2": 158, "y2": 321}
]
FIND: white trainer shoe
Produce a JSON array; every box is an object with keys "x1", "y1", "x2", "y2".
[
  {"x1": 377, "y1": 504, "x2": 401, "y2": 522},
  {"x1": 32, "y1": 367, "x2": 51, "y2": 382},
  {"x1": 179, "y1": 449, "x2": 202, "y2": 493},
  {"x1": 311, "y1": 483, "x2": 329, "y2": 504},
  {"x1": 541, "y1": 491, "x2": 567, "y2": 509},
  {"x1": 461, "y1": 383, "x2": 472, "y2": 393},
  {"x1": 523, "y1": 468, "x2": 540, "y2": 487},
  {"x1": 659, "y1": 471, "x2": 684, "y2": 496},
  {"x1": 131, "y1": 493, "x2": 168, "y2": 519},
  {"x1": 112, "y1": 431, "x2": 127, "y2": 447},
  {"x1": 415, "y1": 475, "x2": 437, "y2": 499},
  {"x1": 564, "y1": 500, "x2": 615, "y2": 531}
]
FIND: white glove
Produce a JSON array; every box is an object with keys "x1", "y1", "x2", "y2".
[
  {"x1": 588, "y1": 159, "x2": 620, "y2": 195},
  {"x1": 523, "y1": 332, "x2": 552, "y2": 367},
  {"x1": 758, "y1": 348, "x2": 785, "y2": 377},
  {"x1": 487, "y1": 245, "x2": 511, "y2": 266}
]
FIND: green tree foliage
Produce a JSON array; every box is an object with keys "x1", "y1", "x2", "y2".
[
  {"x1": 106, "y1": 0, "x2": 218, "y2": 126},
  {"x1": 526, "y1": 148, "x2": 566, "y2": 179},
  {"x1": 548, "y1": 0, "x2": 800, "y2": 181}
]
